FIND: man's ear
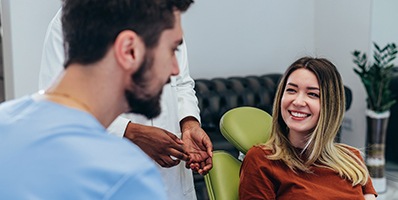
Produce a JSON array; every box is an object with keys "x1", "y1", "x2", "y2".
[{"x1": 113, "y1": 30, "x2": 145, "y2": 73}]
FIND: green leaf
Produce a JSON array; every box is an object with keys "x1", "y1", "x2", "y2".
[{"x1": 351, "y1": 42, "x2": 397, "y2": 111}]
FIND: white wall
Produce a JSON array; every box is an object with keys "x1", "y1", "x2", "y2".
[
  {"x1": 182, "y1": 0, "x2": 373, "y2": 149},
  {"x1": 0, "y1": 0, "x2": 385, "y2": 150},
  {"x1": 371, "y1": 0, "x2": 398, "y2": 52},
  {"x1": 1, "y1": 0, "x2": 60, "y2": 100},
  {"x1": 182, "y1": 0, "x2": 315, "y2": 79},
  {"x1": 314, "y1": 0, "x2": 372, "y2": 149}
]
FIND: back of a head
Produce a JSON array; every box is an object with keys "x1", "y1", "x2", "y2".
[{"x1": 61, "y1": 0, "x2": 193, "y2": 68}]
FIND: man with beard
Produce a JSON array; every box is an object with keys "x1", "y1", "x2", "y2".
[
  {"x1": 0, "y1": 0, "x2": 193, "y2": 199},
  {"x1": 39, "y1": 5, "x2": 213, "y2": 200}
]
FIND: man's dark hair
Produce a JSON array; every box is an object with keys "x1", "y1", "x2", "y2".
[{"x1": 61, "y1": 0, "x2": 193, "y2": 68}]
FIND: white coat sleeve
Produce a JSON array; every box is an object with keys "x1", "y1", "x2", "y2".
[
  {"x1": 39, "y1": 8, "x2": 64, "y2": 90},
  {"x1": 39, "y1": 8, "x2": 129, "y2": 138},
  {"x1": 176, "y1": 40, "x2": 201, "y2": 124}
]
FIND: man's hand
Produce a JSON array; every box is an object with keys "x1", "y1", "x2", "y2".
[
  {"x1": 124, "y1": 122, "x2": 190, "y2": 168},
  {"x1": 180, "y1": 117, "x2": 213, "y2": 175}
]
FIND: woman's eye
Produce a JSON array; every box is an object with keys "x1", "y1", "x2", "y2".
[
  {"x1": 285, "y1": 88, "x2": 296, "y2": 93},
  {"x1": 308, "y1": 92, "x2": 320, "y2": 98}
]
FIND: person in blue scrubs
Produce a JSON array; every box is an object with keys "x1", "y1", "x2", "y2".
[{"x1": 0, "y1": 0, "x2": 193, "y2": 199}]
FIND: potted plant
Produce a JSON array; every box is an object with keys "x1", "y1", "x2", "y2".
[{"x1": 352, "y1": 42, "x2": 397, "y2": 193}]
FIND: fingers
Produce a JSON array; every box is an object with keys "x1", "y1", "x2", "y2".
[
  {"x1": 155, "y1": 144, "x2": 189, "y2": 167},
  {"x1": 187, "y1": 156, "x2": 213, "y2": 175},
  {"x1": 202, "y1": 136, "x2": 213, "y2": 158},
  {"x1": 157, "y1": 142, "x2": 190, "y2": 168},
  {"x1": 156, "y1": 155, "x2": 181, "y2": 168},
  {"x1": 168, "y1": 148, "x2": 190, "y2": 162},
  {"x1": 188, "y1": 162, "x2": 200, "y2": 170},
  {"x1": 163, "y1": 130, "x2": 189, "y2": 160},
  {"x1": 165, "y1": 131, "x2": 184, "y2": 145},
  {"x1": 200, "y1": 158, "x2": 213, "y2": 175},
  {"x1": 166, "y1": 142, "x2": 189, "y2": 161},
  {"x1": 197, "y1": 163, "x2": 212, "y2": 175}
]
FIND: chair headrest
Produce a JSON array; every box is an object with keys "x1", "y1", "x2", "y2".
[{"x1": 219, "y1": 106, "x2": 272, "y2": 154}]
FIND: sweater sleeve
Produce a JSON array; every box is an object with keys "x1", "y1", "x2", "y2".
[
  {"x1": 350, "y1": 148, "x2": 377, "y2": 197},
  {"x1": 362, "y1": 179, "x2": 377, "y2": 197}
]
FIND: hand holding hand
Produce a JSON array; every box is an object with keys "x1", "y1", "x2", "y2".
[
  {"x1": 124, "y1": 122, "x2": 190, "y2": 168},
  {"x1": 180, "y1": 117, "x2": 213, "y2": 175}
]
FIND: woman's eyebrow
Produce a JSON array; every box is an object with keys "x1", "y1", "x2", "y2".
[{"x1": 287, "y1": 82, "x2": 319, "y2": 90}]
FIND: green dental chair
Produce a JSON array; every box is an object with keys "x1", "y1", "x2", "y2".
[{"x1": 204, "y1": 106, "x2": 272, "y2": 200}]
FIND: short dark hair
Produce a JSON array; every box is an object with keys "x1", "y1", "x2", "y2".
[{"x1": 61, "y1": 0, "x2": 193, "y2": 68}]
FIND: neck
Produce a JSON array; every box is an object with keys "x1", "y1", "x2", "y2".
[
  {"x1": 43, "y1": 90, "x2": 92, "y2": 114},
  {"x1": 46, "y1": 63, "x2": 128, "y2": 127},
  {"x1": 288, "y1": 131, "x2": 308, "y2": 149}
]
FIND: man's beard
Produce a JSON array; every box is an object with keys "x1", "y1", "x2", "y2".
[
  {"x1": 125, "y1": 90, "x2": 162, "y2": 119},
  {"x1": 124, "y1": 51, "x2": 162, "y2": 119}
]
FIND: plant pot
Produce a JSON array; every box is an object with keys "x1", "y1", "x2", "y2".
[{"x1": 365, "y1": 109, "x2": 390, "y2": 194}]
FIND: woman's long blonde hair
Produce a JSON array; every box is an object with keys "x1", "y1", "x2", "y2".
[{"x1": 262, "y1": 57, "x2": 369, "y2": 186}]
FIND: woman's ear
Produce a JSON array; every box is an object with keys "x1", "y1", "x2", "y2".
[{"x1": 113, "y1": 30, "x2": 145, "y2": 73}]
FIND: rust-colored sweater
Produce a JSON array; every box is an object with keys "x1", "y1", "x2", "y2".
[{"x1": 239, "y1": 146, "x2": 377, "y2": 200}]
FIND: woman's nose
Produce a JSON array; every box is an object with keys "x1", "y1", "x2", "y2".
[{"x1": 292, "y1": 94, "x2": 306, "y2": 107}]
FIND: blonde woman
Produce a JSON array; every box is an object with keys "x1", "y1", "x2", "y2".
[{"x1": 239, "y1": 57, "x2": 377, "y2": 200}]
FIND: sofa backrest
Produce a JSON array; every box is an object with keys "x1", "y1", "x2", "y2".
[{"x1": 194, "y1": 74, "x2": 282, "y2": 133}]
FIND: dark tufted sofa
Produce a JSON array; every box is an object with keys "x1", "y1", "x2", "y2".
[
  {"x1": 192, "y1": 73, "x2": 353, "y2": 199},
  {"x1": 194, "y1": 74, "x2": 283, "y2": 158}
]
